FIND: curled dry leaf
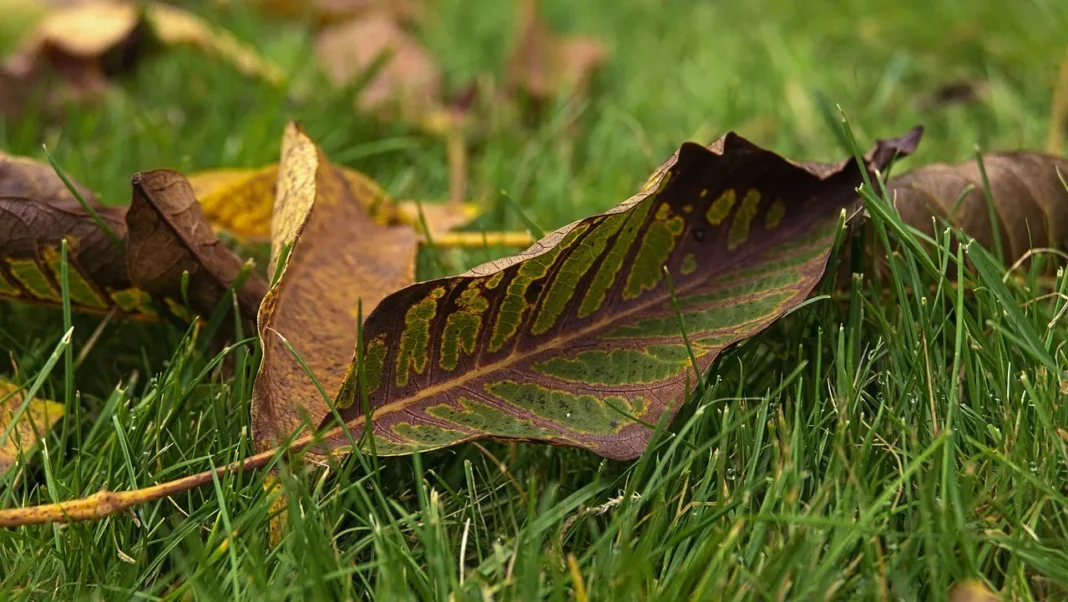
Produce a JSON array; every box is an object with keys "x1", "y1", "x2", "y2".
[
  {"x1": 0, "y1": 150, "x2": 264, "y2": 324},
  {"x1": 506, "y1": 0, "x2": 607, "y2": 103},
  {"x1": 0, "y1": 379, "x2": 64, "y2": 472},
  {"x1": 0, "y1": 150, "x2": 143, "y2": 317},
  {"x1": 2, "y1": 0, "x2": 284, "y2": 113},
  {"x1": 126, "y1": 169, "x2": 268, "y2": 323},
  {"x1": 251, "y1": 123, "x2": 420, "y2": 452},
  {"x1": 314, "y1": 11, "x2": 441, "y2": 121},
  {"x1": 889, "y1": 151, "x2": 1068, "y2": 264},
  {"x1": 300, "y1": 127, "x2": 923, "y2": 461}
]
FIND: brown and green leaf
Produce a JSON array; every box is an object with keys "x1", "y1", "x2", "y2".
[
  {"x1": 0, "y1": 150, "x2": 266, "y2": 324},
  {"x1": 0, "y1": 150, "x2": 137, "y2": 317},
  {"x1": 251, "y1": 122, "x2": 421, "y2": 452},
  {"x1": 293, "y1": 126, "x2": 923, "y2": 461}
]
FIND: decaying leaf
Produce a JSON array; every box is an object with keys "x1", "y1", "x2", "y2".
[
  {"x1": 0, "y1": 150, "x2": 142, "y2": 317},
  {"x1": 314, "y1": 10, "x2": 441, "y2": 120},
  {"x1": 505, "y1": 0, "x2": 607, "y2": 104},
  {"x1": 188, "y1": 164, "x2": 481, "y2": 241},
  {"x1": 948, "y1": 580, "x2": 998, "y2": 602},
  {"x1": 126, "y1": 169, "x2": 269, "y2": 322},
  {"x1": 889, "y1": 151, "x2": 1068, "y2": 264},
  {"x1": 0, "y1": 379, "x2": 64, "y2": 472},
  {"x1": 282, "y1": 127, "x2": 921, "y2": 461},
  {"x1": 2, "y1": 0, "x2": 283, "y2": 113},
  {"x1": 251, "y1": 123, "x2": 420, "y2": 451}
]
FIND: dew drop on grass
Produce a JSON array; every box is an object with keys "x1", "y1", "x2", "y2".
[{"x1": 726, "y1": 467, "x2": 737, "y2": 481}]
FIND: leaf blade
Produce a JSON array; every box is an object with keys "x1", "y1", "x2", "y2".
[{"x1": 315, "y1": 128, "x2": 923, "y2": 460}]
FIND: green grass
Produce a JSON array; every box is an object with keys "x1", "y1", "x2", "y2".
[{"x1": 2, "y1": 0, "x2": 1068, "y2": 599}]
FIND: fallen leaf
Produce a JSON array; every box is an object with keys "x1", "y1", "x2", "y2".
[
  {"x1": 0, "y1": 379, "x2": 64, "y2": 472},
  {"x1": 505, "y1": 0, "x2": 607, "y2": 104},
  {"x1": 251, "y1": 122, "x2": 420, "y2": 452},
  {"x1": 948, "y1": 580, "x2": 998, "y2": 602},
  {"x1": 314, "y1": 10, "x2": 441, "y2": 121},
  {"x1": 2, "y1": 1, "x2": 283, "y2": 114},
  {"x1": 301, "y1": 127, "x2": 922, "y2": 461},
  {"x1": 146, "y1": 3, "x2": 286, "y2": 87},
  {"x1": 889, "y1": 151, "x2": 1068, "y2": 265},
  {"x1": 126, "y1": 169, "x2": 269, "y2": 324},
  {"x1": 0, "y1": 150, "x2": 142, "y2": 317},
  {"x1": 188, "y1": 164, "x2": 394, "y2": 242},
  {"x1": 188, "y1": 164, "x2": 481, "y2": 241}
]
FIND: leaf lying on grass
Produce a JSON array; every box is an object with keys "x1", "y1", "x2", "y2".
[
  {"x1": 126, "y1": 169, "x2": 269, "y2": 323},
  {"x1": 251, "y1": 122, "x2": 421, "y2": 453},
  {"x1": 889, "y1": 151, "x2": 1068, "y2": 266},
  {"x1": 315, "y1": 10, "x2": 440, "y2": 123},
  {"x1": 506, "y1": 0, "x2": 607, "y2": 105},
  {"x1": 0, "y1": 150, "x2": 266, "y2": 323},
  {"x1": 311, "y1": 127, "x2": 923, "y2": 460},
  {"x1": 0, "y1": 379, "x2": 63, "y2": 473},
  {"x1": 187, "y1": 163, "x2": 481, "y2": 242},
  {"x1": 1, "y1": 1, "x2": 283, "y2": 119},
  {"x1": 0, "y1": 126, "x2": 923, "y2": 528},
  {"x1": 0, "y1": 150, "x2": 141, "y2": 318}
]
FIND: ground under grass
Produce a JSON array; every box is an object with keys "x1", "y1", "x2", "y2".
[{"x1": 1, "y1": 0, "x2": 1067, "y2": 599}]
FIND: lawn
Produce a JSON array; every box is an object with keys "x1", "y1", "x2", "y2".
[{"x1": 1, "y1": 0, "x2": 1067, "y2": 599}]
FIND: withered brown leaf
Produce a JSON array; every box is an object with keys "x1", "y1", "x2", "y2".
[
  {"x1": 314, "y1": 10, "x2": 441, "y2": 120},
  {"x1": 505, "y1": 0, "x2": 607, "y2": 104},
  {"x1": 889, "y1": 151, "x2": 1068, "y2": 264},
  {"x1": 126, "y1": 169, "x2": 268, "y2": 323},
  {"x1": 251, "y1": 122, "x2": 420, "y2": 453},
  {"x1": 2, "y1": 1, "x2": 284, "y2": 117}
]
